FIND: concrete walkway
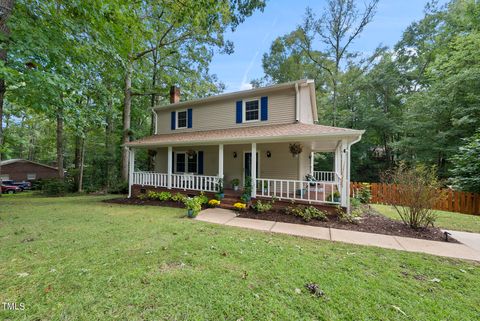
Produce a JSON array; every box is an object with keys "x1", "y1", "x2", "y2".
[{"x1": 196, "y1": 208, "x2": 480, "y2": 262}]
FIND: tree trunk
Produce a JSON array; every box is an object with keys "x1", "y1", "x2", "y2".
[
  {"x1": 148, "y1": 49, "x2": 159, "y2": 171},
  {"x1": 56, "y1": 106, "x2": 64, "y2": 179},
  {"x1": 78, "y1": 136, "x2": 85, "y2": 192},
  {"x1": 105, "y1": 95, "x2": 114, "y2": 188},
  {"x1": 74, "y1": 134, "x2": 82, "y2": 186},
  {"x1": 0, "y1": 0, "x2": 15, "y2": 195},
  {"x1": 121, "y1": 59, "x2": 133, "y2": 181}
]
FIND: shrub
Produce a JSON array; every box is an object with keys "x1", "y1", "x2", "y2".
[
  {"x1": 197, "y1": 192, "x2": 209, "y2": 205},
  {"x1": 172, "y1": 193, "x2": 186, "y2": 203},
  {"x1": 233, "y1": 202, "x2": 247, "y2": 211},
  {"x1": 208, "y1": 199, "x2": 220, "y2": 207},
  {"x1": 286, "y1": 206, "x2": 328, "y2": 222},
  {"x1": 383, "y1": 162, "x2": 443, "y2": 229},
  {"x1": 158, "y1": 191, "x2": 172, "y2": 201},
  {"x1": 337, "y1": 203, "x2": 362, "y2": 224},
  {"x1": 355, "y1": 183, "x2": 371, "y2": 203},
  {"x1": 41, "y1": 179, "x2": 68, "y2": 196},
  {"x1": 252, "y1": 200, "x2": 273, "y2": 213},
  {"x1": 146, "y1": 191, "x2": 159, "y2": 200},
  {"x1": 107, "y1": 180, "x2": 128, "y2": 194}
]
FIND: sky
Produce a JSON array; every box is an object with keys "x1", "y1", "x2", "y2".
[{"x1": 209, "y1": 0, "x2": 448, "y2": 92}]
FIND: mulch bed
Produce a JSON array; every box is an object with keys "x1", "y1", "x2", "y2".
[
  {"x1": 238, "y1": 205, "x2": 458, "y2": 243},
  {"x1": 104, "y1": 197, "x2": 185, "y2": 209},
  {"x1": 104, "y1": 198, "x2": 456, "y2": 243}
]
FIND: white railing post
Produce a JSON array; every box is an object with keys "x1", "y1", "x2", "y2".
[
  {"x1": 128, "y1": 148, "x2": 135, "y2": 198},
  {"x1": 218, "y1": 144, "x2": 224, "y2": 192},
  {"x1": 167, "y1": 146, "x2": 172, "y2": 189},
  {"x1": 251, "y1": 143, "x2": 257, "y2": 199},
  {"x1": 310, "y1": 151, "x2": 314, "y2": 175}
]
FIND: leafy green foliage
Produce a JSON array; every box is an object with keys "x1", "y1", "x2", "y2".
[
  {"x1": 40, "y1": 179, "x2": 69, "y2": 197},
  {"x1": 251, "y1": 200, "x2": 273, "y2": 213},
  {"x1": 183, "y1": 197, "x2": 202, "y2": 216},
  {"x1": 450, "y1": 132, "x2": 480, "y2": 192},
  {"x1": 286, "y1": 206, "x2": 328, "y2": 222}
]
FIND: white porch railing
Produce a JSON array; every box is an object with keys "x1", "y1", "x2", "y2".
[
  {"x1": 312, "y1": 171, "x2": 337, "y2": 182},
  {"x1": 133, "y1": 171, "x2": 168, "y2": 187},
  {"x1": 171, "y1": 174, "x2": 219, "y2": 192},
  {"x1": 133, "y1": 171, "x2": 219, "y2": 193},
  {"x1": 256, "y1": 178, "x2": 341, "y2": 205}
]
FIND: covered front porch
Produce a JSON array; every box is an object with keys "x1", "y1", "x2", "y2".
[{"x1": 127, "y1": 139, "x2": 354, "y2": 208}]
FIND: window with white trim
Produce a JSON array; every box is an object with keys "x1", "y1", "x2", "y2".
[
  {"x1": 27, "y1": 173, "x2": 36, "y2": 180},
  {"x1": 244, "y1": 99, "x2": 259, "y2": 122},
  {"x1": 177, "y1": 110, "x2": 187, "y2": 129},
  {"x1": 0, "y1": 174, "x2": 9, "y2": 181},
  {"x1": 175, "y1": 152, "x2": 197, "y2": 173}
]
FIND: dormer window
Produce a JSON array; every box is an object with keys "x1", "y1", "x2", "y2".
[
  {"x1": 244, "y1": 99, "x2": 260, "y2": 122},
  {"x1": 177, "y1": 110, "x2": 188, "y2": 129}
]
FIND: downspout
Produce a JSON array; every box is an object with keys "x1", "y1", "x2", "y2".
[
  {"x1": 345, "y1": 135, "x2": 362, "y2": 213},
  {"x1": 295, "y1": 82, "x2": 300, "y2": 122}
]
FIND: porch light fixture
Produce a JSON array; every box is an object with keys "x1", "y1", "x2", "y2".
[
  {"x1": 266, "y1": 151, "x2": 271, "y2": 158},
  {"x1": 233, "y1": 152, "x2": 237, "y2": 158}
]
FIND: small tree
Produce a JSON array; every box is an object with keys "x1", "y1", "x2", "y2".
[{"x1": 383, "y1": 163, "x2": 444, "y2": 229}]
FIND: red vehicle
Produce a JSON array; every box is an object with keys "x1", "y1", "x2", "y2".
[{"x1": 1, "y1": 184, "x2": 21, "y2": 194}]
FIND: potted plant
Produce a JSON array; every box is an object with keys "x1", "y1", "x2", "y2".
[
  {"x1": 208, "y1": 199, "x2": 220, "y2": 208},
  {"x1": 242, "y1": 176, "x2": 252, "y2": 202},
  {"x1": 327, "y1": 191, "x2": 341, "y2": 203},
  {"x1": 289, "y1": 143, "x2": 303, "y2": 157},
  {"x1": 231, "y1": 178, "x2": 240, "y2": 191},
  {"x1": 217, "y1": 178, "x2": 224, "y2": 199},
  {"x1": 184, "y1": 197, "x2": 202, "y2": 218}
]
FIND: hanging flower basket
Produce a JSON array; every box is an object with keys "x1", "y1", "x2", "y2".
[
  {"x1": 186, "y1": 150, "x2": 197, "y2": 159},
  {"x1": 289, "y1": 143, "x2": 303, "y2": 157}
]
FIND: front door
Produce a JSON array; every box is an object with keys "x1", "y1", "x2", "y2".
[{"x1": 244, "y1": 152, "x2": 259, "y2": 184}]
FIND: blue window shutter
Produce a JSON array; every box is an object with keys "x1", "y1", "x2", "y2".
[
  {"x1": 198, "y1": 151, "x2": 204, "y2": 175},
  {"x1": 171, "y1": 111, "x2": 176, "y2": 130},
  {"x1": 236, "y1": 101, "x2": 243, "y2": 123},
  {"x1": 261, "y1": 96, "x2": 268, "y2": 121},
  {"x1": 187, "y1": 108, "x2": 193, "y2": 128}
]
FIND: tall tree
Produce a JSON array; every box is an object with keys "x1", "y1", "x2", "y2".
[
  {"x1": 298, "y1": 0, "x2": 381, "y2": 126},
  {"x1": 0, "y1": 0, "x2": 15, "y2": 194}
]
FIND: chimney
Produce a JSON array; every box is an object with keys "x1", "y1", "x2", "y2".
[{"x1": 170, "y1": 85, "x2": 180, "y2": 104}]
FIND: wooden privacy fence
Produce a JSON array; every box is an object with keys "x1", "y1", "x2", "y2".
[{"x1": 350, "y1": 182, "x2": 480, "y2": 216}]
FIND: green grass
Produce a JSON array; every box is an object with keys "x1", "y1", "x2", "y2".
[
  {"x1": 372, "y1": 204, "x2": 480, "y2": 233},
  {"x1": 1, "y1": 194, "x2": 479, "y2": 320}
]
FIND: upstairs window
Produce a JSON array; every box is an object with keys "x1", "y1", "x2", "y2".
[
  {"x1": 177, "y1": 110, "x2": 188, "y2": 129},
  {"x1": 244, "y1": 99, "x2": 259, "y2": 122}
]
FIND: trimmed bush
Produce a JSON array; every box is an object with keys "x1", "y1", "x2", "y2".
[
  {"x1": 286, "y1": 206, "x2": 328, "y2": 222},
  {"x1": 41, "y1": 179, "x2": 68, "y2": 197}
]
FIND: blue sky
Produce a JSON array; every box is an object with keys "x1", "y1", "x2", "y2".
[{"x1": 210, "y1": 0, "x2": 448, "y2": 92}]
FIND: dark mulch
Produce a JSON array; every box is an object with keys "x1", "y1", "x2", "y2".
[
  {"x1": 104, "y1": 197, "x2": 185, "y2": 209},
  {"x1": 104, "y1": 197, "x2": 456, "y2": 243},
  {"x1": 238, "y1": 205, "x2": 458, "y2": 243}
]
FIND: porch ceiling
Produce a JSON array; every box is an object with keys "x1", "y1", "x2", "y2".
[{"x1": 125, "y1": 123, "x2": 364, "y2": 149}]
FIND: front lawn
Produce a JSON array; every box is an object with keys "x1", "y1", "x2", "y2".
[
  {"x1": 372, "y1": 204, "x2": 480, "y2": 233},
  {"x1": 1, "y1": 195, "x2": 479, "y2": 320}
]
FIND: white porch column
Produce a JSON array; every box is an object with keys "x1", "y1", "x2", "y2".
[
  {"x1": 218, "y1": 144, "x2": 224, "y2": 180},
  {"x1": 167, "y1": 146, "x2": 172, "y2": 189},
  {"x1": 339, "y1": 139, "x2": 349, "y2": 208},
  {"x1": 128, "y1": 148, "x2": 135, "y2": 198},
  {"x1": 310, "y1": 151, "x2": 314, "y2": 174},
  {"x1": 251, "y1": 142, "x2": 257, "y2": 199}
]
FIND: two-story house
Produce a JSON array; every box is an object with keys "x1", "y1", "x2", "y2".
[{"x1": 125, "y1": 79, "x2": 364, "y2": 210}]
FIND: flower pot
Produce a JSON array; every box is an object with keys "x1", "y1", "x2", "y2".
[
  {"x1": 233, "y1": 185, "x2": 239, "y2": 191},
  {"x1": 187, "y1": 209, "x2": 195, "y2": 218}
]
